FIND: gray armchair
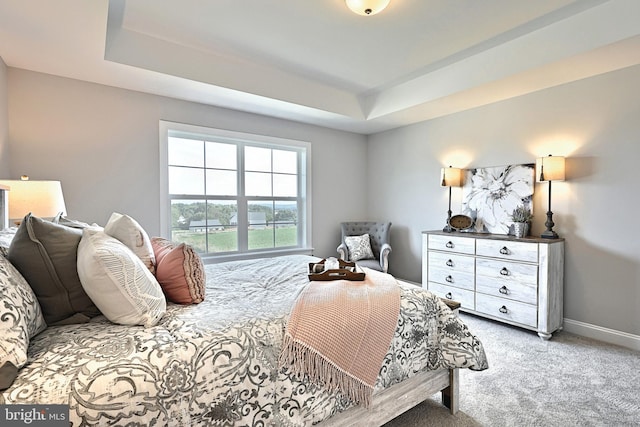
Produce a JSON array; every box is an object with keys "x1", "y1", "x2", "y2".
[{"x1": 337, "y1": 221, "x2": 392, "y2": 273}]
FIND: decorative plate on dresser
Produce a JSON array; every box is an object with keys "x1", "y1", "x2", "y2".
[{"x1": 447, "y1": 214, "x2": 474, "y2": 231}]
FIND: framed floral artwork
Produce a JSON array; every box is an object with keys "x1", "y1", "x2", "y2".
[{"x1": 461, "y1": 163, "x2": 534, "y2": 234}]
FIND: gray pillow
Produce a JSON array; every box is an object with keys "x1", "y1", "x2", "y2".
[
  {"x1": 8, "y1": 213, "x2": 101, "y2": 325},
  {"x1": 52, "y1": 213, "x2": 92, "y2": 229}
]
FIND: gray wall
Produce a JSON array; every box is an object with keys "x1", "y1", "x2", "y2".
[
  {"x1": 0, "y1": 57, "x2": 8, "y2": 173},
  {"x1": 5, "y1": 68, "x2": 369, "y2": 258},
  {"x1": 368, "y1": 64, "x2": 640, "y2": 337},
  {"x1": 5, "y1": 61, "x2": 640, "y2": 339}
]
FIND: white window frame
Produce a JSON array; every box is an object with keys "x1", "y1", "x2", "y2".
[{"x1": 159, "y1": 120, "x2": 313, "y2": 262}]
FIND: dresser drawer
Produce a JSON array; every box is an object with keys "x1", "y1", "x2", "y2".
[
  {"x1": 428, "y1": 266, "x2": 475, "y2": 291},
  {"x1": 428, "y1": 282, "x2": 475, "y2": 310},
  {"x1": 476, "y1": 276, "x2": 537, "y2": 305},
  {"x1": 475, "y1": 258, "x2": 538, "y2": 286},
  {"x1": 428, "y1": 251, "x2": 474, "y2": 273},
  {"x1": 476, "y1": 294, "x2": 537, "y2": 328},
  {"x1": 476, "y1": 239, "x2": 538, "y2": 263},
  {"x1": 428, "y1": 234, "x2": 475, "y2": 255}
]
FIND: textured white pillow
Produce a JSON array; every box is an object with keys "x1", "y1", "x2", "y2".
[
  {"x1": 104, "y1": 212, "x2": 156, "y2": 274},
  {"x1": 344, "y1": 234, "x2": 375, "y2": 261},
  {"x1": 77, "y1": 228, "x2": 166, "y2": 327}
]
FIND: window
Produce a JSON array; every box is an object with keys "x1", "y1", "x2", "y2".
[{"x1": 160, "y1": 121, "x2": 311, "y2": 260}]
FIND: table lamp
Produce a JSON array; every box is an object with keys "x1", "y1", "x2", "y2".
[
  {"x1": 0, "y1": 176, "x2": 67, "y2": 225},
  {"x1": 441, "y1": 166, "x2": 462, "y2": 232},
  {"x1": 535, "y1": 155, "x2": 565, "y2": 239}
]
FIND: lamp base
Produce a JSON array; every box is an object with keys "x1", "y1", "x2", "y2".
[
  {"x1": 443, "y1": 207, "x2": 453, "y2": 232},
  {"x1": 541, "y1": 210, "x2": 559, "y2": 239}
]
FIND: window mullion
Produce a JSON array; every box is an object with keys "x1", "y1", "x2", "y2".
[
  {"x1": 297, "y1": 150, "x2": 304, "y2": 247},
  {"x1": 237, "y1": 142, "x2": 248, "y2": 252},
  {"x1": 202, "y1": 140, "x2": 209, "y2": 253}
]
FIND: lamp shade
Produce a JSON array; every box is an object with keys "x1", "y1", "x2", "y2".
[
  {"x1": 536, "y1": 156, "x2": 565, "y2": 182},
  {"x1": 440, "y1": 167, "x2": 462, "y2": 187},
  {"x1": 345, "y1": 0, "x2": 390, "y2": 15},
  {"x1": 0, "y1": 178, "x2": 67, "y2": 222}
]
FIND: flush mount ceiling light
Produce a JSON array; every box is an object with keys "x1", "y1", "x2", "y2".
[{"x1": 345, "y1": 0, "x2": 390, "y2": 16}]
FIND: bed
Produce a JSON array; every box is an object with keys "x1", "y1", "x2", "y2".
[{"x1": 0, "y1": 214, "x2": 487, "y2": 426}]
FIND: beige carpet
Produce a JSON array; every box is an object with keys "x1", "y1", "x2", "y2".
[{"x1": 383, "y1": 313, "x2": 640, "y2": 427}]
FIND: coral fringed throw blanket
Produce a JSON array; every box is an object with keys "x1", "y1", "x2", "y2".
[{"x1": 279, "y1": 268, "x2": 401, "y2": 407}]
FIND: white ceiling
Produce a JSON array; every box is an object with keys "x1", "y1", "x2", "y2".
[{"x1": 1, "y1": 0, "x2": 639, "y2": 134}]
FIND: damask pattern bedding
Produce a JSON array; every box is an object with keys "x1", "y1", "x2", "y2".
[{"x1": 1, "y1": 254, "x2": 487, "y2": 426}]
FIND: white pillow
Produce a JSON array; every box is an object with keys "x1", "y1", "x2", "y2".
[
  {"x1": 77, "y1": 228, "x2": 166, "y2": 327},
  {"x1": 104, "y1": 212, "x2": 156, "y2": 274},
  {"x1": 344, "y1": 234, "x2": 375, "y2": 261}
]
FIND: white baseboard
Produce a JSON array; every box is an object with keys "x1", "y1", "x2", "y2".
[
  {"x1": 395, "y1": 279, "x2": 421, "y2": 287},
  {"x1": 563, "y1": 318, "x2": 640, "y2": 351}
]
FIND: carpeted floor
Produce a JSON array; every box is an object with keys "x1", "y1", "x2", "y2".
[{"x1": 384, "y1": 313, "x2": 640, "y2": 427}]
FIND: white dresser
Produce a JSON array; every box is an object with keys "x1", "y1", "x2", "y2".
[{"x1": 422, "y1": 230, "x2": 564, "y2": 339}]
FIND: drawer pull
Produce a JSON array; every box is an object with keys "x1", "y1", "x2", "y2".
[
  {"x1": 500, "y1": 267, "x2": 509, "y2": 276},
  {"x1": 445, "y1": 275, "x2": 454, "y2": 283},
  {"x1": 445, "y1": 292, "x2": 452, "y2": 299},
  {"x1": 499, "y1": 305, "x2": 508, "y2": 314},
  {"x1": 446, "y1": 241, "x2": 454, "y2": 249},
  {"x1": 499, "y1": 246, "x2": 509, "y2": 255},
  {"x1": 446, "y1": 259, "x2": 454, "y2": 267},
  {"x1": 499, "y1": 286, "x2": 509, "y2": 295}
]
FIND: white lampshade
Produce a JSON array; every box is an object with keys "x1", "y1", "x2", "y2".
[
  {"x1": 345, "y1": 0, "x2": 390, "y2": 16},
  {"x1": 0, "y1": 178, "x2": 67, "y2": 222},
  {"x1": 536, "y1": 156, "x2": 565, "y2": 182},
  {"x1": 440, "y1": 167, "x2": 462, "y2": 187}
]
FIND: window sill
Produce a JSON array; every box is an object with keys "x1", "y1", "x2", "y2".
[{"x1": 202, "y1": 247, "x2": 315, "y2": 264}]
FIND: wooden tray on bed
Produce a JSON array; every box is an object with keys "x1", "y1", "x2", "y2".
[{"x1": 308, "y1": 259, "x2": 366, "y2": 281}]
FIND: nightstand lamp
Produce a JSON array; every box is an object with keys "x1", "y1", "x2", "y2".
[
  {"x1": 441, "y1": 166, "x2": 462, "y2": 233},
  {"x1": 0, "y1": 176, "x2": 67, "y2": 225},
  {"x1": 535, "y1": 155, "x2": 565, "y2": 239}
]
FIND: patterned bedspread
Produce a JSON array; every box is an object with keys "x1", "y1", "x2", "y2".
[{"x1": 1, "y1": 255, "x2": 487, "y2": 426}]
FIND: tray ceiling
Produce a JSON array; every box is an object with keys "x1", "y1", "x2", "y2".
[{"x1": 1, "y1": 0, "x2": 639, "y2": 134}]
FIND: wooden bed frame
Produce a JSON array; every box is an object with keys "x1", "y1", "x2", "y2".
[
  {"x1": 321, "y1": 297, "x2": 462, "y2": 426},
  {"x1": 321, "y1": 367, "x2": 459, "y2": 426}
]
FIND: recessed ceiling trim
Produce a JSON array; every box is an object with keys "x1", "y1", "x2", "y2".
[
  {"x1": 2, "y1": 0, "x2": 639, "y2": 135},
  {"x1": 362, "y1": 0, "x2": 640, "y2": 120},
  {"x1": 105, "y1": 2, "x2": 365, "y2": 120},
  {"x1": 362, "y1": 35, "x2": 640, "y2": 131}
]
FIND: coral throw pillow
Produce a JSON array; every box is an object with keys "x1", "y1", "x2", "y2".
[{"x1": 151, "y1": 237, "x2": 205, "y2": 304}]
